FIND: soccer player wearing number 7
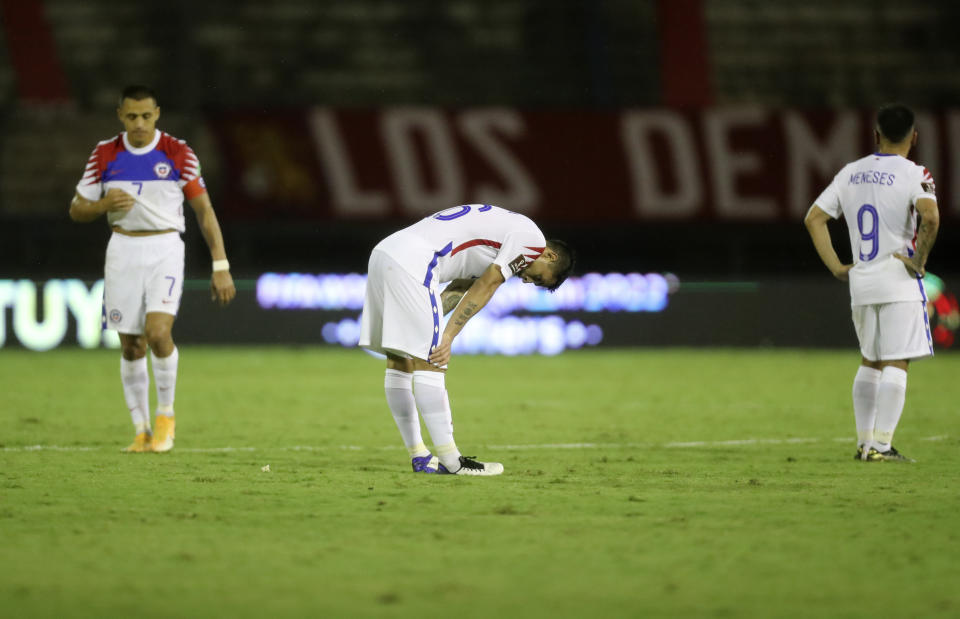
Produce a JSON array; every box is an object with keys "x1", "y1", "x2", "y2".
[
  {"x1": 360, "y1": 205, "x2": 574, "y2": 475},
  {"x1": 69, "y1": 85, "x2": 236, "y2": 453},
  {"x1": 805, "y1": 103, "x2": 939, "y2": 463}
]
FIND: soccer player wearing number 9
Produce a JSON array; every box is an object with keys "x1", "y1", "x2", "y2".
[
  {"x1": 805, "y1": 103, "x2": 939, "y2": 463},
  {"x1": 359, "y1": 204, "x2": 575, "y2": 475},
  {"x1": 69, "y1": 85, "x2": 236, "y2": 454}
]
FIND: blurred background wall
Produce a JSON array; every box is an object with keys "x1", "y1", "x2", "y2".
[{"x1": 1, "y1": 0, "x2": 958, "y2": 350}]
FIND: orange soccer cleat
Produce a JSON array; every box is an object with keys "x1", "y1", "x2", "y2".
[
  {"x1": 122, "y1": 431, "x2": 153, "y2": 453},
  {"x1": 151, "y1": 415, "x2": 176, "y2": 452}
]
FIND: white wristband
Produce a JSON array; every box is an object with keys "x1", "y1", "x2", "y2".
[{"x1": 212, "y1": 259, "x2": 230, "y2": 272}]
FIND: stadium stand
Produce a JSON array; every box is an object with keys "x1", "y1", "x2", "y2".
[
  {"x1": 1, "y1": 0, "x2": 958, "y2": 278},
  {"x1": 37, "y1": 0, "x2": 659, "y2": 109},
  {"x1": 705, "y1": 1, "x2": 960, "y2": 106}
]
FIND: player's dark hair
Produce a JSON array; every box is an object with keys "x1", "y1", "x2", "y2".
[
  {"x1": 119, "y1": 85, "x2": 159, "y2": 107},
  {"x1": 545, "y1": 239, "x2": 575, "y2": 292},
  {"x1": 876, "y1": 103, "x2": 914, "y2": 143}
]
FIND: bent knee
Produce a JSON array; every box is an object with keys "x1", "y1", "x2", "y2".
[
  {"x1": 119, "y1": 333, "x2": 147, "y2": 359},
  {"x1": 121, "y1": 342, "x2": 147, "y2": 359},
  {"x1": 144, "y1": 325, "x2": 172, "y2": 349}
]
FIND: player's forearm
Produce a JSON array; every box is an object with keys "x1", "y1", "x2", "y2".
[
  {"x1": 807, "y1": 223, "x2": 845, "y2": 275},
  {"x1": 68, "y1": 195, "x2": 105, "y2": 222},
  {"x1": 442, "y1": 279, "x2": 498, "y2": 340},
  {"x1": 440, "y1": 279, "x2": 474, "y2": 314},
  {"x1": 199, "y1": 219, "x2": 228, "y2": 261},
  {"x1": 194, "y1": 206, "x2": 229, "y2": 261},
  {"x1": 441, "y1": 289, "x2": 465, "y2": 315},
  {"x1": 804, "y1": 206, "x2": 844, "y2": 274},
  {"x1": 188, "y1": 193, "x2": 229, "y2": 261},
  {"x1": 442, "y1": 298, "x2": 483, "y2": 341},
  {"x1": 913, "y1": 211, "x2": 939, "y2": 267}
]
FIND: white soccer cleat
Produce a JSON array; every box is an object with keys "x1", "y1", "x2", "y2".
[{"x1": 439, "y1": 456, "x2": 504, "y2": 476}]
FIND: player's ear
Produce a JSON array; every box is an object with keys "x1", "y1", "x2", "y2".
[{"x1": 154, "y1": 106, "x2": 161, "y2": 122}]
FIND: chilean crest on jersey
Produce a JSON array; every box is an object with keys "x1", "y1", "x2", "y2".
[{"x1": 154, "y1": 162, "x2": 172, "y2": 179}]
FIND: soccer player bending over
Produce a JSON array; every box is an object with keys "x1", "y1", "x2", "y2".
[
  {"x1": 805, "y1": 103, "x2": 939, "y2": 462},
  {"x1": 359, "y1": 204, "x2": 574, "y2": 475},
  {"x1": 69, "y1": 85, "x2": 236, "y2": 453}
]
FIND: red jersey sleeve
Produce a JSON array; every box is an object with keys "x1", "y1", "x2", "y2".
[
  {"x1": 160, "y1": 133, "x2": 208, "y2": 199},
  {"x1": 76, "y1": 136, "x2": 123, "y2": 201}
]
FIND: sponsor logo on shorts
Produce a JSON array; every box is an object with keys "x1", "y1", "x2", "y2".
[
  {"x1": 154, "y1": 162, "x2": 172, "y2": 179},
  {"x1": 508, "y1": 255, "x2": 527, "y2": 275},
  {"x1": 109, "y1": 309, "x2": 123, "y2": 323}
]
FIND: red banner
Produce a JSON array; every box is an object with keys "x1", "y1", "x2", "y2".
[{"x1": 207, "y1": 107, "x2": 959, "y2": 221}]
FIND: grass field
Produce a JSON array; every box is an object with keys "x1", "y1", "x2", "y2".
[{"x1": 2, "y1": 347, "x2": 959, "y2": 618}]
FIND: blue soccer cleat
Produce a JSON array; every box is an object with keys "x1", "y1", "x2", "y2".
[{"x1": 411, "y1": 454, "x2": 441, "y2": 473}]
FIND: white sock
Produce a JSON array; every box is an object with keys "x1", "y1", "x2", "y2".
[
  {"x1": 151, "y1": 347, "x2": 178, "y2": 416},
  {"x1": 120, "y1": 356, "x2": 150, "y2": 433},
  {"x1": 874, "y1": 366, "x2": 908, "y2": 451},
  {"x1": 413, "y1": 370, "x2": 461, "y2": 470},
  {"x1": 852, "y1": 366, "x2": 882, "y2": 448},
  {"x1": 385, "y1": 369, "x2": 429, "y2": 458}
]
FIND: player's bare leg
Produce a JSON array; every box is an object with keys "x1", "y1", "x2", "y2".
[
  {"x1": 145, "y1": 312, "x2": 178, "y2": 452},
  {"x1": 119, "y1": 333, "x2": 151, "y2": 452}
]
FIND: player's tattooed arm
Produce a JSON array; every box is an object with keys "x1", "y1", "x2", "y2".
[
  {"x1": 441, "y1": 291, "x2": 464, "y2": 315},
  {"x1": 452, "y1": 301, "x2": 480, "y2": 327},
  {"x1": 440, "y1": 278, "x2": 473, "y2": 314},
  {"x1": 428, "y1": 266, "x2": 504, "y2": 366},
  {"x1": 914, "y1": 198, "x2": 939, "y2": 264},
  {"x1": 900, "y1": 197, "x2": 940, "y2": 276},
  {"x1": 443, "y1": 268, "x2": 500, "y2": 333}
]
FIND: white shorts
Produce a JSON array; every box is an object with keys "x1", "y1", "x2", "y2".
[
  {"x1": 103, "y1": 232, "x2": 185, "y2": 334},
  {"x1": 359, "y1": 249, "x2": 442, "y2": 361},
  {"x1": 852, "y1": 301, "x2": 933, "y2": 361}
]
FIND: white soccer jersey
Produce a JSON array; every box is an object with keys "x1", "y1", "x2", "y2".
[
  {"x1": 75, "y1": 130, "x2": 207, "y2": 233},
  {"x1": 374, "y1": 204, "x2": 546, "y2": 288},
  {"x1": 814, "y1": 153, "x2": 937, "y2": 305}
]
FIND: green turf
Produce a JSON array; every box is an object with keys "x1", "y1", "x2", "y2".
[{"x1": 2, "y1": 347, "x2": 959, "y2": 618}]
